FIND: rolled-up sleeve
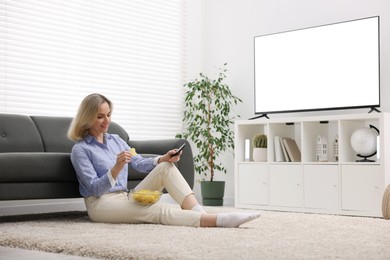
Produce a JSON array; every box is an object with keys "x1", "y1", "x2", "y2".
[{"x1": 130, "y1": 154, "x2": 157, "y2": 173}]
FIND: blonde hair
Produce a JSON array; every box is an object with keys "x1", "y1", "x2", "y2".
[{"x1": 68, "y1": 93, "x2": 113, "y2": 141}]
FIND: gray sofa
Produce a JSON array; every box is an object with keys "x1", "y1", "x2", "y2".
[{"x1": 0, "y1": 114, "x2": 194, "y2": 200}]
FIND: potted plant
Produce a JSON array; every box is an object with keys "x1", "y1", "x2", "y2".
[
  {"x1": 176, "y1": 64, "x2": 242, "y2": 206},
  {"x1": 253, "y1": 134, "x2": 267, "y2": 162}
]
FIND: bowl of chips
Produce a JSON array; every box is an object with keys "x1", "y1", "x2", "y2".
[{"x1": 130, "y1": 189, "x2": 162, "y2": 205}]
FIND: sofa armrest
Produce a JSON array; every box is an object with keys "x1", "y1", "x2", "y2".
[{"x1": 128, "y1": 139, "x2": 194, "y2": 189}]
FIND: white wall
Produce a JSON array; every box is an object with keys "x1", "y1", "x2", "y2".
[{"x1": 188, "y1": 0, "x2": 390, "y2": 204}]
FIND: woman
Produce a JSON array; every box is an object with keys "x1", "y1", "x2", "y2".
[{"x1": 68, "y1": 93, "x2": 260, "y2": 228}]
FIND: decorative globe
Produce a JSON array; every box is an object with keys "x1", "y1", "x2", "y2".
[{"x1": 350, "y1": 127, "x2": 378, "y2": 156}]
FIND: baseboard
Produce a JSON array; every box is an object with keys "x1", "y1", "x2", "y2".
[
  {"x1": 0, "y1": 195, "x2": 235, "y2": 216},
  {"x1": 223, "y1": 196, "x2": 234, "y2": 206},
  {"x1": 0, "y1": 198, "x2": 86, "y2": 216}
]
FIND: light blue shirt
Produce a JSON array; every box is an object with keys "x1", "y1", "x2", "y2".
[{"x1": 70, "y1": 133, "x2": 157, "y2": 197}]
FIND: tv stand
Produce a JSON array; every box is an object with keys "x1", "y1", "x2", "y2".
[
  {"x1": 368, "y1": 107, "x2": 381, "y2": 113},
  {"x1": 234, "y1": 112, "x2": 389, "y2": 217},
  {"x1": 249, "y1": 113, "x2": 269, "y2": 120}
]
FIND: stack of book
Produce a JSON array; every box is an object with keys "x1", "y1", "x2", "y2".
[{"x1": 274, "y1": 136, "x2": 301, "y2": 162}]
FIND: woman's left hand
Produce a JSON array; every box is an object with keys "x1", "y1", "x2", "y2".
[{"x1": 159, "y1": 149, "x2": 181, "y2": 163}]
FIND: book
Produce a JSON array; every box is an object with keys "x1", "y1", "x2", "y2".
[
  {"x1": 274, "y1": 136, "x2": 285, "y2": 162},
  {"x1": 282, "y1": 138, "x2": 301, "y2": 162},
  {"x1": 244, "y1": 139, "x2": 250, "y2": 161},
  {"x1": 280, "y1": 137, "x2": 291, "y2": 162}
]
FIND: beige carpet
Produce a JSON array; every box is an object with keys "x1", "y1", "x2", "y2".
[{"x1": 0, "y1": 207, "x2": 389, "y2": 260}]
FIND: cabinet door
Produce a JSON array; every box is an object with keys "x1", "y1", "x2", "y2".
[
  {"x1": 304, "y1": 165, "x2": 339, "y2": 210},
  {"x1": 237, "y1": 164, "x2": 268, "y2": 205},
  {"x1": 269, "y1": 164, "x2": 303, "y2": 207},
  {"x1": 341, "y1": 165, "x2": 383, "y2": 213}
]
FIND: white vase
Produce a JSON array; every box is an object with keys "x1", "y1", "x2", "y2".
[{"x1": 253, "y1": 148, "x2": 267, "y2": 162}]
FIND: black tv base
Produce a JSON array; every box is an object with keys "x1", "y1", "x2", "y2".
[
  {"x1": 249, "y1": 114, "x2": 269, "y2": 120},
  {"x1": 368, "y1": 107, "x2": 381, "y2": 113}
]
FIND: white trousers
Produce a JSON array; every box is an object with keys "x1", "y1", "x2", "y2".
[{"x1": 84, "y1": 162, "x2": 202, "y2": 227}]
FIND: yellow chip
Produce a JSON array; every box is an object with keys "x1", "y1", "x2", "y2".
[{"x1": 130, "y1": 148, "x2": 137, "y2": 156}]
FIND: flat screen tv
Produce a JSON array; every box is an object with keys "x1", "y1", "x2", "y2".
[{"x1": 253, "y1": 16, "x2": 380, "y2": 118}]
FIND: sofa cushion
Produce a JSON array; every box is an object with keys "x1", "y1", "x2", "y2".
[
  {"x1": 0, "y1": 114, "x2": 44, "y2": 152},
  {"x1": 0, "y1": 153, "x2": 77, "y2": 182},
  {"x1": 31, "y1": 116, "x2": 75, "y2": 153},
  {"x1": 0, "y1": 183, "x2": 80, "y2": 200}
]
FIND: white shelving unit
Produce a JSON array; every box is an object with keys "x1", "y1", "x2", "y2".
[{"x1": 234, "y1": 113, "x2": 390, "y2": 217}]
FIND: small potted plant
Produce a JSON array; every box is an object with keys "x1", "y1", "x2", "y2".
[
  {"x1": 253, "y1": 134, "x2": 267, "y2": 162},
  {"x1": 176, "y1": 63, "x2": 242, "y2": 206}
]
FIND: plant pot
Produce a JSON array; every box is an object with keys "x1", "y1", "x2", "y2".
[
  {"x1": 253, "y1": 148, "x2": 267, "y2": 162},
  {"x1": 200, "y1": 181, "x2": 225, "y2": 206}
]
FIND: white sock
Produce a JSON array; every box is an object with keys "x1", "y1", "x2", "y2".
[
  {"x1": 216, "y1": 212, "x2": 260, "y2": 228},
  {"x1": 191, "y1": 204, "x2": 206, "y2": 213}
]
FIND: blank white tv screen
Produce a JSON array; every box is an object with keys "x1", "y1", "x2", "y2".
[{"x1": 254, "y1": 16, "x2": 380, "y2": 115}]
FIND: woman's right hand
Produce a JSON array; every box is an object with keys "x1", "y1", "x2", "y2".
[{"x1": 111, "y1": 151, "x2": 132, "y2": 179}]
